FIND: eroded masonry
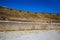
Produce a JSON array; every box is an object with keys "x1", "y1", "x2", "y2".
[{"x1": 0, "y1": 21, "x2": 60, "y2": 31}]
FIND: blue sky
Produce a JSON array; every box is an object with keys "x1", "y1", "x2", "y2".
[{"x1": 0, "y1": 0, "x2": 60, "y2": 13}]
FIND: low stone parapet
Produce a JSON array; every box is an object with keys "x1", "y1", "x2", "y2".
[{"x1": 0, "y1": 21, "x2": 60, "y2": 31}]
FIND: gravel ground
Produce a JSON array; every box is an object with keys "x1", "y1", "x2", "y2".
[{"x1": 0, "y1": 30, "x2": 60, "y2": 40}]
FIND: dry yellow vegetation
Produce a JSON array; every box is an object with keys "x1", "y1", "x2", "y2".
[{"x1": 0, "y1": 6, "x2": 60, "y2": 23}]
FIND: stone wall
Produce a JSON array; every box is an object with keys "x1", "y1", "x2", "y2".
[{"x1": 0, "y1": 22, "x2": 60, "y2": 31}]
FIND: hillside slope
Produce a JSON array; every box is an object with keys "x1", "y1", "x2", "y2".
[{"x1": 0, "y1": 6, "x2": 60, "y2": 23}]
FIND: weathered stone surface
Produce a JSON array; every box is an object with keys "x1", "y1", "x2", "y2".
[{"x1": 0, "y1": 21, "x2": 60, "y2": 31}]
